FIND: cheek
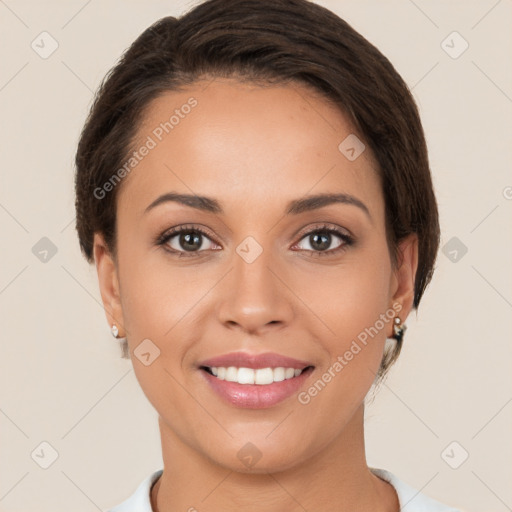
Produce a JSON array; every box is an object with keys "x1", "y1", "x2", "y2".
[
  {"x1": 117, "y1": 241, "x2": 197, "y2": 337},
  {"x1": 296, "y1": 258, "x2": 392, "y2": 417},
  {"x1": 116, "y1": 248, "x2": 198, "y2": 410},
  {"x1": 300, "y1": 245, "x2": 393, "y2": 340}
]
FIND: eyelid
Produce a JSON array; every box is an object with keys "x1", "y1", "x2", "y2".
[{"x1": 294, "y1": 222, "x2": 353, "y2": 240}]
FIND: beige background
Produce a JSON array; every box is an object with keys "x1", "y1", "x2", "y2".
[{"x1": 1, "y1": 1, "x2": 511, "y2": 511}]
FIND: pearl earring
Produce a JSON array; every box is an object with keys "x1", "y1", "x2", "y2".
[
  {"x1": 111, "y1": 324, "x2": 129, "y2": 358},
  {"x1": 393, "y1": 317, "x2": 406, "y2": 343}
]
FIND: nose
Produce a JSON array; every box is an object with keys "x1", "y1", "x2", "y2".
[{"x1": 216, "y1": 243, "x2": 294, "y2": 335}]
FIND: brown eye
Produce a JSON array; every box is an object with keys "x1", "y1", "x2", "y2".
[
  {"x1": 293, "y1": 225, "x2": 354, "y2": 257},
  {"x1": 157, "y1": 226, "x2": 218, "y2": 256}
]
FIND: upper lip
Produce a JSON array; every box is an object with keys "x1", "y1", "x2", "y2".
[{"x1": 198, "y1": 351, "x2": 314, "y2": 370}]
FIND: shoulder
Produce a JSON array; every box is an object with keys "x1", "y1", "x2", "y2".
[
  {"x1": 370, "y1": 467, "x2": 463, "y2": 512},
  {"x1": 105, "y1": 469, "x2": 163, "y2": 512}
]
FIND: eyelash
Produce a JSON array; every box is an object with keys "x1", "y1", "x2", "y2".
[{"x1": 155, "y1": 223, "x2": 354, "y2": 258}]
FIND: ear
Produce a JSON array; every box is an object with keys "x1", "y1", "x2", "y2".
[
  {"x1": 93, "y1": 232, "x2": 126, "y2": 337},
  {"x1": 388, "y1": 233, "x2": 419, "y2": 336}
]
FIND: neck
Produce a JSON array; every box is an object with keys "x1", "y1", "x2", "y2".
[{"x1": 151, "y1": 404, "x2": 398, "y2": 512}]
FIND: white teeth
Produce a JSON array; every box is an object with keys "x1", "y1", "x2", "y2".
[
  {"x1": 225, "y1": 366, "x2": 238, "y2": 381},
  {"x1": 208, "y1": 366, "x2": 306, "y2": 385},
  {"x1": 237, "y1": 367, "x2": 255, "y2": 384},
  {"x1": 254, "y1": 367, "x2": 273, "y2": 385},
  {"x1": 273, "y1": 367, "x2": 285, "y2": 382}
]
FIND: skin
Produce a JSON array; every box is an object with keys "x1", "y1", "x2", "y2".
[{"x1": 94, "y1": 78, "x2": 418, "y2": 512}]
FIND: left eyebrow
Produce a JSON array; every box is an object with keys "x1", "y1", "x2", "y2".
[
  {"x1": 144, "y1": 192, "x2": 371, "y2": 220},
  {"x1": 286, "y1": 193, "x2": 371, "y2": 220}
]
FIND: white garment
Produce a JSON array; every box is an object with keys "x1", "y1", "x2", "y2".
[{"x1": 106, "y1": 467, "x2": 462, "y2": 511}]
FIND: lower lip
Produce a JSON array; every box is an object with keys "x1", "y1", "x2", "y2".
[{"x1": 200, "y1": 367, "x2": 314, "y2": 409}]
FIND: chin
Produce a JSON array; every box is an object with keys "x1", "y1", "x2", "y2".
[
  {"x1": 203, "y1": 435, "x2": 310, "y2": 475},
  {"x1": 219, "y1": 452, "x2": 304, "y2": 475}
]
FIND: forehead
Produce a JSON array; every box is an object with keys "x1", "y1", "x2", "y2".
[{"x1": 119, "y1": 78, "x2": 382, "y2": 218}]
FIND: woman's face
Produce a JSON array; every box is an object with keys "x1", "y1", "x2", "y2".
[{"x1": 95, "y1": 78, "x2": 417, "y2": 472}]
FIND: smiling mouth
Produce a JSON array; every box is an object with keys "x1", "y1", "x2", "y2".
[{"x1": 200, "y1": 365, "x2": 315, "y2": 385}]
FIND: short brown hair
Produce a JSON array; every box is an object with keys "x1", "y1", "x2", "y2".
[{"x1": 75, "y1": 0, "x2": 440, "y2": 377}]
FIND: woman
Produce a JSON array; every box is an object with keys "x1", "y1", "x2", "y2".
[{"x1": 74, "y1": 0, "x2": 461, "y2": 510}]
